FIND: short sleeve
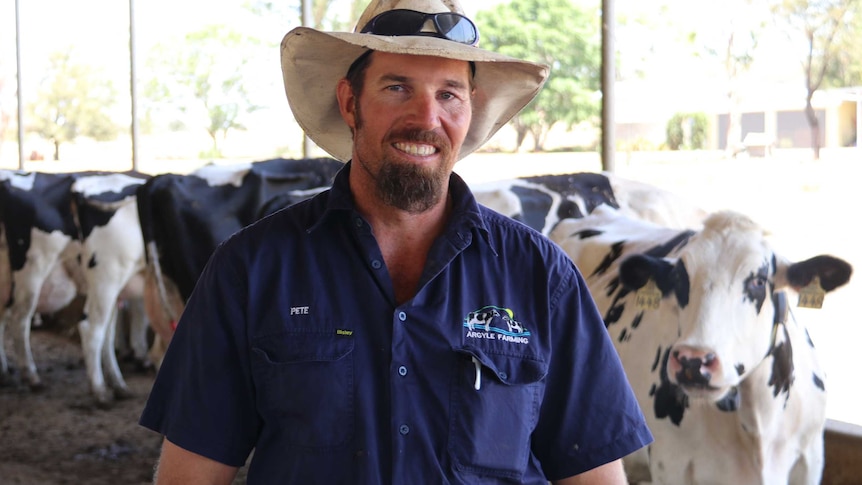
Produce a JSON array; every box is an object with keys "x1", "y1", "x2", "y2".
[
  {"x1": 531, "y1": 257, "x2": 653, "y2": 479},
  {"x1": 139, "y1": 240, "x2": 260, "y2": 467}
]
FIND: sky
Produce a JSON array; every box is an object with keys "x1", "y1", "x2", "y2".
[
  {"x1": 4, "y1": 0, "x2": 505, "y2": 53},
  {"x1": 1, "y1": 0, "x2": 811, "y2": 140},
  {"x1": 0, "y1": 0, "x2": 515, "y2": 131},
  {"x1": 1, "y1": 0, "x2": 507, "y2": 84},
  {"x1": 3, "y1": 0, "x2": 804, "y2": 77},
  {"x1": 0, "y1": 0, "x2": 513, "y2": 155}
]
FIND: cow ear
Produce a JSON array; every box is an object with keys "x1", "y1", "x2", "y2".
[{"x1": 777, "y1": 255, "x2": 853, "y2": 293}]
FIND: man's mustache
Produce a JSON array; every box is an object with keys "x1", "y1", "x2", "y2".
[{"x1": 386, "y1": 129, "x2": 451, "y2": 154}]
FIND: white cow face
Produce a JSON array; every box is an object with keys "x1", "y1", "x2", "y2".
[
  {"x1": 619, "y1": 212, "x2": 851, "y2": 406},
  {"x1": 668, "y1": 222, "x2": 777, "y2": 403}
]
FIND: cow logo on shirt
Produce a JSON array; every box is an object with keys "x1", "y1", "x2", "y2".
[{"x1": 463, "y1": 306, "x2": 530, "y2": 345}]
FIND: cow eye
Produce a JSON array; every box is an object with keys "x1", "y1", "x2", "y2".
[{"x1": 748, "y1": 276, "x2": 767, "y2": 289}]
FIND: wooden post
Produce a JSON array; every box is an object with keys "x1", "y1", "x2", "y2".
[{"x1": 601, "y1": 0, "x2": 616, "y2": 172}]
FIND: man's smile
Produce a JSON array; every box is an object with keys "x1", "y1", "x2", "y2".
[{"x1": 393, "y1": 142, "x2": 437, "y2": 156}]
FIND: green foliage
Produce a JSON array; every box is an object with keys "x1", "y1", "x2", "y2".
[
  {"x1": 26, "y1": 49, "x2": 120, "y2": 161},
  {"x1": 770, "y1": 0, "x2": 861, "y2": 158},
  {"x1": 666, "y1": 112, "x2": 709, "y2": 150},
  {"x1": 822, "y1": 2, "x2": 862, "y2": 88},
  {"x1": 476, "y1": 0, "x2": 601, "y2": 152},
  {"x1": 144, "y1": 25, "x2": 264, "y2": 157},
  {"x1": 618, "y1": 136, "x2": 659, "y2": 152},
  {"x1": 772, "y1": 0, "x2": 862, "y2": 90}
]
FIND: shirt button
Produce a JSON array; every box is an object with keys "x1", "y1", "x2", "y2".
[
  {"x1": 398, "y1": 366, "x2": 408, "y2": 376},
  {"x1": 355, "y1": 218, "x2": 363, "y2": 227},
  {"x1": 498, "y1": 372, "x2": 508, "y2": 381},
  {"x1": 371, "y1": 259, "x2": 382, "y2": 269},
  {"x1": 399, "y1": 425, "x2": 410, "y2": 435},
  {"x1": 398, "y1": 312, "x2": 407, "y2": 322}
]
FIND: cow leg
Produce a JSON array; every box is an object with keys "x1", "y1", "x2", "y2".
[
  {"x1": 113, "y1": 300, "x2": 131, "y2": 359},
  {"x1": 78, "y1": 202, "x2": 148, "y2": 405},
  {"x1": 112, "y1": 299, "x2": 148, "y2": 368},
  {"x1": 0, "y1": 296, "x2": 40, "y2": 389},
  {"x1": 788, "y1": 432, "x2": 824, "y2": 485},
  {"x1": 78, "y1": 256, "x2": 142, "y2": 405},
  {"x1": 0, "y1": 229, "x2": 8, "y2": 383},
  {"x1": 3, "y1": 233, "x2": 69, "y2": 390},
  {"x1": 3, "y1": 290, "x2": 42, "y2": 389},
  {"x1": 125, "y1": 297, "x2": 153, "y2": 372},
  {"x1": 622, "y1": 447, "x2": 651, "y2": 484},
  {"x1": 79, "y1": 288, "x2": 131, "y2": 406},
  {"x1": 0, "y1": 320, "x2": 10, "y2": 385}
]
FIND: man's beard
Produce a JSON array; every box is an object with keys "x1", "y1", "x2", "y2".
[
  {"x1": 353, "y1": 103, "x2": 452, "y2": 213},
  {"x1": 375, "y1": 160, "x2": 447, "y2": 213}
]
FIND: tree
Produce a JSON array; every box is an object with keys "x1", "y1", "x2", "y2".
[
  {"x1": 617, "y1": 1, "x2": 768, "y2": 156},
  {"x1": 26, "y1": 49, "x2": 119, "y2": 161},
  {"x1": 772, "y1": 0, "x2": 861, "y2": 159},
  {"x1": 822, "y1": 3, "x2": 862, "y2": 88},
  {"x1": 477, "y1": 0, "x2": 601, "y2": 152},
  {"x1": 145, "y1": 25, "x2": 264, "y2": 158},
  {"x1": 703, "y1": 1, "x2": 769, "y2": 156},
  {"x1": 666, "y1": 112, "x2": 709, "y2": 150}
]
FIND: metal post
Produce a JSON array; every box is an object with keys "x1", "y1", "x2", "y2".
[
  {"x1": 129, "y1": 0, "x2": 140, "y2": 171},
  {"x1": 601, "y1": 0, "x2": 616, "y2": 172},
  {"x1": 301, "y1": 0, "x2": 312, "y2": 158},
  {"x1": 857, "y1": 91, "x2": 861, "y2": 149},
  {"x1": 15, "y1": 0, "x2": 25, "y2": 169}
]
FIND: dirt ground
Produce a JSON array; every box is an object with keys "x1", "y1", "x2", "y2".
[
  {"x1": 0, "y1": 316, "x2": 256, "y2": 485},
  {"x1": 0, "y1": 325, "x2": 162, "y2": 485}
]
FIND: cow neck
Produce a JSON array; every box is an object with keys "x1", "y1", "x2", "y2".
[{"x1": 716, "y1": 291, "x2": 789, "y2": 414}]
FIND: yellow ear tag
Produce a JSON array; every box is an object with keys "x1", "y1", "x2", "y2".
[
  {"x1": 797, "y1": 276, "x2": 825, "y2": 309},
  {"x1": 636, "y1": 279, "x2": 662, "y2": 310}
]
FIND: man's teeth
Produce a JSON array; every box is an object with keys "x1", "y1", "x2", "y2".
[{"x1": 394, "y1": 143, "x2": 435, "y2": 156}]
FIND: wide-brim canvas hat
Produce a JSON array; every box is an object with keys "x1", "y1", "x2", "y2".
[{"x1": 280, "y1": 0, "x2": 550, "y2": 162}]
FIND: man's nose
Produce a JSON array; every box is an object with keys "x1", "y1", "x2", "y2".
[{"x1": 405, "y1": 92, "x2": 442, "y2": 129}]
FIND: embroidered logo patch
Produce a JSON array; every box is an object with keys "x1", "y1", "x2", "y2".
[{"x1": 463, "y1": 305, "x2": 530, "y2": 345}]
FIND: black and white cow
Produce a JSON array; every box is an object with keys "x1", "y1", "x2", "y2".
[
  {"x1": 70, "y1": 172, "x2": 152, "y2": 403},
  {"x1": 472, "y1": 172, "x2": 706, "y2": 236},
  {"x1": 0, "y1": 170, "x2": 150, "y2": 406},
  {"x1": 0, "y1": 171, "x2": 79, "y2": 390},
  {"x1": 550, "y1": 207, "x2": 852, "y2": 484},
  {"x1": 471, "y1": 172, "x2": 620, "y2": 235},
  {"x1": 136, "y1": 157, "x2": 342, "y2": 356},
  {"x1": 602, "y1": 171, "x2": 708, "y2": 230}
]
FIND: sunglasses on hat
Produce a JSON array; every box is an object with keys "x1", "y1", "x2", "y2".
[{"x1": 360, "y1": 9, "x2": 480, "y2": 46}]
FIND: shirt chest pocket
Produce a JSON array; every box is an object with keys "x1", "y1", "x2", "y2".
[
  {"x1": 449, "y1": 348, "x2": 548, "y2": 481},
  {"x1": 251, "y1": 332, "x2": 354, "y2": 450}
]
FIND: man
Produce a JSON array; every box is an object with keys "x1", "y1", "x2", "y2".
[{"x1": 139, "y1": 1, "x2": 652, "y2": 483}]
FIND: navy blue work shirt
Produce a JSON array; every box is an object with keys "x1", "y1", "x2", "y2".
[{"x1": 139, "y1": 163, "x2": 652, "y2": 484}]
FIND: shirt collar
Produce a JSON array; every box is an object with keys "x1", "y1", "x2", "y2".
[{"x1": 307, "y1": 162, "x2": 494, "y2": 251}]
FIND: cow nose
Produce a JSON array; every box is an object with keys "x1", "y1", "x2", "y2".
[{"x1": 671, "y1": 347, "x2": 718, "y2": 388}]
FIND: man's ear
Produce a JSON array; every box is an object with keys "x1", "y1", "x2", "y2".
[{"x1": 336, "y1": 79, "x2": 357, "y2": 129}]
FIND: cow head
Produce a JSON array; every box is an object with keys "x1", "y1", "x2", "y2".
[{"x1": 618, "y1": 212, "x2": 852, "y2": 406}]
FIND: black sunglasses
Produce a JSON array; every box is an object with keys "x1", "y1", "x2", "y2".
[{"x1": 360, "y1": 9, "x2": 479, "y2": 46}]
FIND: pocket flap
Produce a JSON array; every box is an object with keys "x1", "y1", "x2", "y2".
[
  {"x1": 253, "y1": 331, "x2": 354, "y2": 364},
  {"x1": 455, "y1": 347, "x2": 547, "y2": 385}
]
